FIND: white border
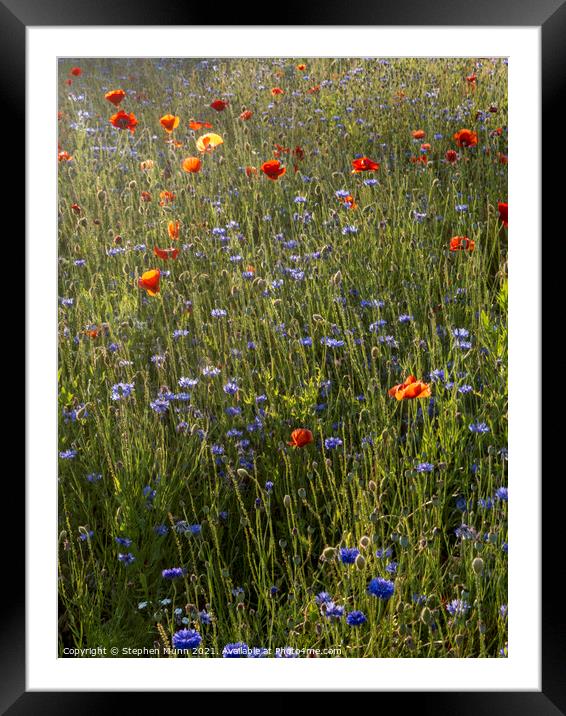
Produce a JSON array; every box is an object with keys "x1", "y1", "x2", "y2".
[{"x1": 27, "y1": 26, "x2": 540, "y2": 691}]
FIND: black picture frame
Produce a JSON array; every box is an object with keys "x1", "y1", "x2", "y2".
[{"x1": 10, "y1": 1, "x2": 557, "y2": 711}]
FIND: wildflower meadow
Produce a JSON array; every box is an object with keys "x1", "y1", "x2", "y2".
[{"x1": 58, "y1": 57, "x2": 508, "y2": 659}]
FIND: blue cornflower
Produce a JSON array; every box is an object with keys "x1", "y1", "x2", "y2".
[
  {"x1": 111, "y1": 382, "x2": 134, "y2": 401},
  {"x1": 211, "y1": 308, "x2": 227, "y2": 318},
  {"x1": 324, "y1": 602, "x2": 345, "y2": 619},
  {"x1": 398, "y1": 314, "x2": 413, "y2": 323},
  {"x1": 198, "y1": 610, "x2": 212, "y2": 625},
  {"x1": 223, "y1": 382, "x2": 239, "y2": 395},
  {"x1": 341, "y1": 225, "x2": 358, "y2": 235},
  {"x1": 315, "y1": 591, "x2": 332, "y2": 605},
  {"x1": 248, "y1": 647, "x2": 270, "y2": 658},
  {"x1": 265, "y1": 481, "x2": 274, "y2": 493},
  {"x1": 118, "y1": 552, "x2": 135, "y2": 566},
  {"x1": 59, "y1": 449, "x2": 78, "y2": 459},
  {"x1": 324, "y1": 437, "x2": 343, "y2": 450},
  {"x1": 346, "y1": 610, "x2": 367, "y2": 627},
  {"x1": 495, "y1": 486, "x2": 508, "y2": 501},
  {"x1": 86, "y1": 473, "x2": 102, "y2": 483},
  {"x1": 154, "y1": 524, "x2": 168, "y2": 536},
  {"x1": 367, "y1": 577, "x2": 395, "y2": 600},
  {"x1": 222, "y1": 642, "x2": 249, "y2": 657},
  {"x1": 300, "y1": 336, "x2": 313, "y2": 346},
  {"x1": 162, "y1": 567, "x2": 187, "y2": 580},
  {"x1": 339, "y1": 547, "x2": 360, "y2": 565},
  {"x1": 416, "y1": 462, "x2": 434, "y2": 473},
  {"x1": 79, "y1": 530, "x2": 94, "y2": 542},
  {"x1": 469, "y1": 421, "x2": 490, "y2": 434},
  {"x1": 172, "y1": 629, "x2": 202, "y2": 651},
  {"x1": 385, "y1": 561, "x2": 398, "y2": 574},
  {"x1": 202, "y1": 366, "x2": 221, "y2": 377},
  {"x1": 115, "y1": 536, "x2": 132, "y2": 547},
  {"x1": 446, "y1": 599, "x2": 470, "y2": 617}
]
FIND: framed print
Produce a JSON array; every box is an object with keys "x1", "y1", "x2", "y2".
[{"x1": 9, "y1": 1, "x2": 557, "y2": 711}]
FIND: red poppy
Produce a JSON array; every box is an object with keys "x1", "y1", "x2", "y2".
[
  {"x1": 497, "y1": 153, "x2": 508, "y2": 165},
  {"x1": 261, "y1": 160, "x2": 286, "y2": 180},
  {"x1": 412, "y1": 129, "x2": 425, "y2": 140},
  {"x1": 466, "y1": 73, "x2": 477, "y2": 86},
  {"x1": 498, "y1": 202, "x2": 508, "y2": 227},
  {"x1": 154, "y1": 246, "x2": 179, "y2": 260},
  {"x1": 293, "y1": 146, "x2": 305, "y2": 160},
  {"x1": 141, "y1": 191, "x2": 152, "y2": 202},
  {"x1": 182, "y1": 156, "x2": 202, "y2": 173},
  {"x1": 445, "y1": 149, "x2": 459, "y2": 163},
  {"x1": 239, "y1": 110, "x2": 253, "y2": 121},
  {"x1": 296, "y1": 64, "x2": 306, "y2": 71},
  {"x1": 109, "y1": 110, "x2": 138, "y2": 133},
  {"x1": 189, "y1": 120, "x2": 213, "y2": 130},
  {"x1": 449, "y1": 236, "x2": 475, "y2": 252},
  {"x1": 70, "y1": 67, "x2": 82, "y2": 77},
  {"x1": 138, "y1": 269, "x2": 161, "y2": 296},
  {"x1": 410, "y1": 155, "x2": 428, "y2": 165},
  {"x1": 58, "y1": 150, "x2": 73, "y2": 162},
  {"x1": 105, "y1": 89, "x2": 126, "y2": 106},
  {"x1": 388, "y1": 376, "x2": 431, "y2": 401},
  {"x1": 71, "y1": 203, "x2": 81, "y2": 214},
  {"x1": 245, "y1": 166, "x2": 258, "y2": 177},
  {"x1": 210, "y1": 99, "x2": 228, "y2": 111},
  {"x1": 288, "y1": 428, "x2": 314, "y2": 448},
  {"x1": 160, "y1": 114, "x2": 180, "y2": 133},
  {"x1": 453, "y1": 129, "x2": 478, "y2": 147},
  {"x1": 271, "y1": 87, "x2": 284, "y2": 96},
  {"x1": 351, "y1": 157, "x2": 380, "y2": 173},
  {"x1": 307, "y1": 85, "x2": 320, "y2": 94}
]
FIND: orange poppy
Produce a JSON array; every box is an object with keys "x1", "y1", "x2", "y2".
[
  {"x1": 466, "y1": 73, "x2": 477, "y2": 86},
  {"x1": 388, "y1": 375, "x2": 431, "y2": 400},
  {"x1": 445, "y1": 149, "x2": 459, "y2": 163},
  {"x1": 182, "y1": 156, "x2": 202, "y2": 173},
  {"x1": 497, "y1": 153, "x2": 508, "y2": 165},
  {"x1": 140, "y1": 159, "x2": 155, "y2": 171},
  {"x1": 239, "y1": 110, "x2": 253, "y2": 121},
  {"x1": 105, "y1": 89, "x2": 126, "y2": 106},
  {"x1": 109, "y1": 110, "x2": 138, "y2": 133},
  {"x1": 168, "y1": 220, "x2": 180, "y2": 240},
  {"x1": 245, "y1": 166, "x2": 258, "y2": 177},
  {"x1": 410, "y1": 155, "x2": 428, "y2": 165},
  {"x1": 196, "y1": 132, "x2": 223, "y2": 153},
  {"x1": 210, "y1": 99, "x2": 228, "y2": 111},
  {"x1": 141, "y1": 191, "x2": 152, "y2": 202},
  {"x1": 160, "y1": 114, "x2": 180, "y2": 133},
  {"x1": 449, "y1": 236, "x2": 475, "y2": 252},
  {"x1": 339, "y1": 194, "x2": 357, "y2": 209},
  {"x1": 58, "y1": 150, "x2": 73, "y2": 162},
  {"x1": 138, "y1": 269, "x2": 161, "y2": 296},
  {"x1": 288, "y1": 428, "x2": 314, "y2": 448},
  {"x1": 411, "y1": 129, "x2": 425, "y2": 140},
  {"x1": 498, "y1": 202, "x2": 508, "y2": 227},
  {"x1": 421, "y1": 143, "x2": 431, "y2": 152},
  {"x1": 351, "y1": 157, "x2": 380, "y2": 173},
  {"x1": 189, "y1": 120, "x2": 213, "y2": 130},
  {"x1": 159, "y1": 191, "x2": 176, "y2": 206},
  {"x1": 453, "y1": 129, "x2": 478, "y2": 147},
  {"x1": 70, "y1": 67, "x2": 82, "y2": 77},
  {"x1": 296, "y1": 64, "x2": 306, "y2": 71},
  {"x1": 154, "y1": 246, "x2": 179, "y2": 260},
  {"x1": 84, "y1": 328, "x2": 99, "y2": 339},
  {"x1": 261, "y1": 160, "x2": 286, "y2": 180},
  {"x1": 271, "y1": 87, "x2": 284, "y2": 96},
  {"x1": 307, "y1": 85, "x2": 320, "y2": 94}
]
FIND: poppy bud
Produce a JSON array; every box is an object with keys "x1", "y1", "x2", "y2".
[
  {"x1": 236, "y1": 468, "x2": 250, "y2": 478},
  {"x1": 359, "y1": 535, "x2": 371, "y2": 549},
  {"x1": 297, "y1": 487, "x2": 306, "y2": 499},
  {"x1": 420, "y1": 607, "x2": 432, "y2": 625},
  {"x1": 472, "y1": 557, "x2": 484, "y2": 576},
  {"x1": 355, "y1": 554, "x2": 366, "y2": 570},
  {"x1": 371, "y1": 346, "x2": 379, "y2": 360},
  {"x1": 78, "y1": 218, "x2": 87, "y2": 227},
  {"x1": 321, "y1": 547, "x2": 336, "y2": 561},
  {"x1": 283, "y1": 495, "x2": 291, "y2": 508},
  {"x1": 128, "y1": 180, "x2": 137, "y2": 189},
  {"x1": 97, "y1": 190, "x2": 107, "y2": 202},
  {"x1": 331, "y1": 270, "x2": 342, "y2": 285},
  {"x1": 368, "y1": 480, "x2": 377, "y2": 493}
]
